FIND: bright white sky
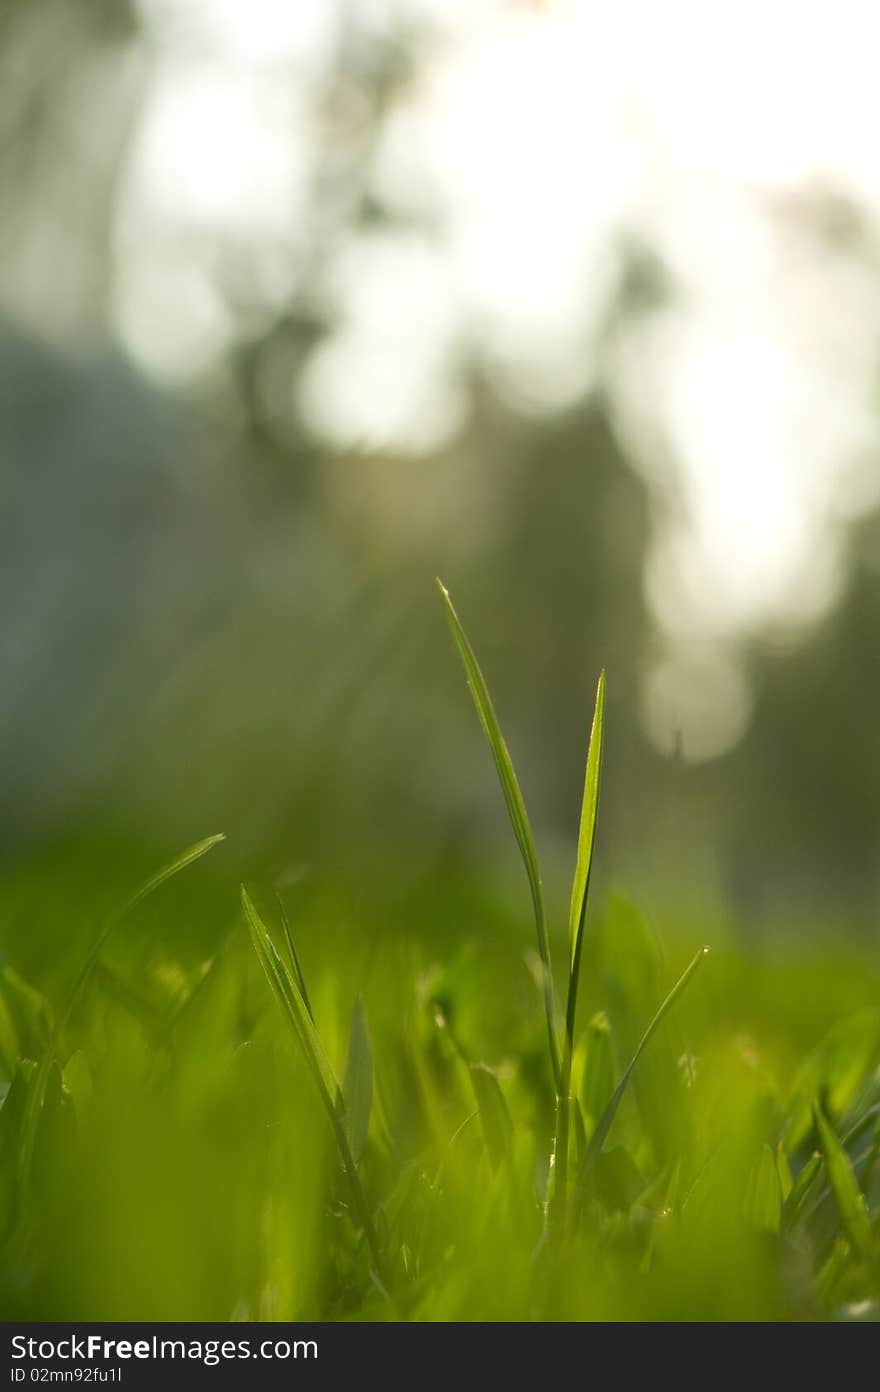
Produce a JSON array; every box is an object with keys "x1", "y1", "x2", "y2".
[{"x1": 116, "y1": 0, "x2": 880, "y2": 758}]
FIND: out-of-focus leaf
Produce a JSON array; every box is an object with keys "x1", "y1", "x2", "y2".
[
  {"x1": 812, "y1": 1100, "x2": 873, "y2": 1257},
  {"x1": 121, "y1": 834, "x2": 227, "y2": 920},
  {"x1": 785, "y1": 1011, "x2": 880, "y2": 1151},
  {"x1": 32, "y1": 1061, "x2": 74, "y2": 1189},
  {"x1": 743, "y1": 1144, "x2": 781, "y2": 1234},
  {"x1": 0, "y1": 1059, "x2": 37, "y2": 1149},
  {"x1": 245, "y1": 893, "x2": 388, "y2": 1284},
  {"x1": 343, "y1": 997, "x2": 373, "y2": 1164},
  {"x1": 597, "y1": 897, "x2": 690, "y2": 1160},
  {"x1": 0, "y1": 993, "x2": 17, "y2": 1082},
  {"x1": 817, "y1": 1235, "x2": 852, "y2": 1305},
  {"x1": 62, "y1": 834, "x2": 226, "y2": 1032},
  {"x1": 276, "y1": 892, "x2": 313, "y2": 1021},
  {"x1": 0, "y1": 968, "x2": 52, "y2": 1072},
  {"x1": 858, "y1": 1119, "x2": 880, "y2": 1193},
  {"x1": 782, "y1": 1151, "x2": 822, "y2": 1230},
  {"x1": 581, "y1": 1010, "x2": 614, "y2": 1135},
  {"x1": 599, "y1": 895, "x2": 661, "y2": 1045},
  {"x1": 572, "y1": 1098, "x2": 588, "y2": 1171},
  {"x1": 469, "y1": 1063, "x2": 513, "y2": 1169},
  {"x1": 62, "y1": 1049, "x2": 92, "y2": 1109},
  {"x1": 0, "y1": 1058, "x2": 37, "y2": 1238},
  {"x1": 835, "y1": 1300, "x2": 880, "y2": 1321},
  {"x1": 594, "y1": 1145, "x2": 644, "y2": 1212},
  {"x1": 574, "y1": 947, "x2": 709, "y2": 1206},
  {"x1": 775, "y1": 1141, "x2": 793, "y2": 1202},
  {"x1": 842, "y1": 1102, "x2": 880, "y2": 1151}
]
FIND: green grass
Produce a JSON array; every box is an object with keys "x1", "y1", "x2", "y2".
[{"x1": 0, "y1": 589, "x2": 878, "y2": 1320}]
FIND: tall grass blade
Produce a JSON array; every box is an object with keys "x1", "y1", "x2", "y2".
[
  {"x1": 574, "y1": 946, "x2": 709, "y2": 1203},
  {"x1": 343, "y1": 996, "x2": 373, "y2": 1164},
  {"x1": 812, "y1": 1099, "x2": 873, "y2": 1256},
  {"x1": 469, "y1": 1063, "x2": 514, "y2": 1169},
  {"x1": 242, "y1": 887, "x2": 390, "y2": 1289},
  {"x1": 275, "y1": 891, "x2": 313, "y2": 1021},
  {"x1": 437, "y1": 579, "x2": 561, "y2": 1093},
  {"x1": 568, "y1": 671, "x2": 605, "y2": 975},
  {"x1": 241, "y1": 887, "x2": 339, "y2": 1114},
  {"x1": 553, "y1": 674, "x2": 605, "y2": 1229}
]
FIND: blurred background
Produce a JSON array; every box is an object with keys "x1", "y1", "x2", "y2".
[{"x1": 3, "y1": 0, "x2": 880, "y2": 938}]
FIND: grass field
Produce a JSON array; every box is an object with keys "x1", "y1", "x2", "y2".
[{"x1": 1, "y1": 588, "x2": 878, "y2": 1322}]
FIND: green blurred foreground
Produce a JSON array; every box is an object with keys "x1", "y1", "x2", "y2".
[
  {"x1": 1, "y1": 595, "x2": 879, "y2": 1323},
  {"x1": 0, "y1": 830, "x2": 878, "y2": 1321}
]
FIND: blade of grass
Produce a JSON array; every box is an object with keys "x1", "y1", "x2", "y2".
[
  {"x1": 437, "y1": 579, "x2": 561, "y2": 1094},
  {"x1": 275, "y1": 890, "x2": 313, "y2": 1021},
  {"x1": 242, "y1": 887, "x2": 339, "y2": 1112},
  {"x1": 241, "y1": 888, "x2": 390, "y2": 1289},
  {"x1": 568, "y1": 671, "x2": 605, "y2": 978},
  {"x1": 812, "y1": 1099, "x2": 873, "y2": 1257},
  {"x1": 554, "y1": 672, "x2": 605, "y2": 1227},
  {"x1": 573, "y1": 946, "x2": 709, "y2": 1216},
  {"x1": 118, "y1": 834, "x2": 227, "y2": 920}
]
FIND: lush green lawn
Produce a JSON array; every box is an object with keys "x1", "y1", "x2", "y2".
[
  {"x1": 0, "y1": 828, "x2": 877, "y2": 1322},
  {"x1": 1, "y1": 594, "x2": 878, "y2": 1322}
]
